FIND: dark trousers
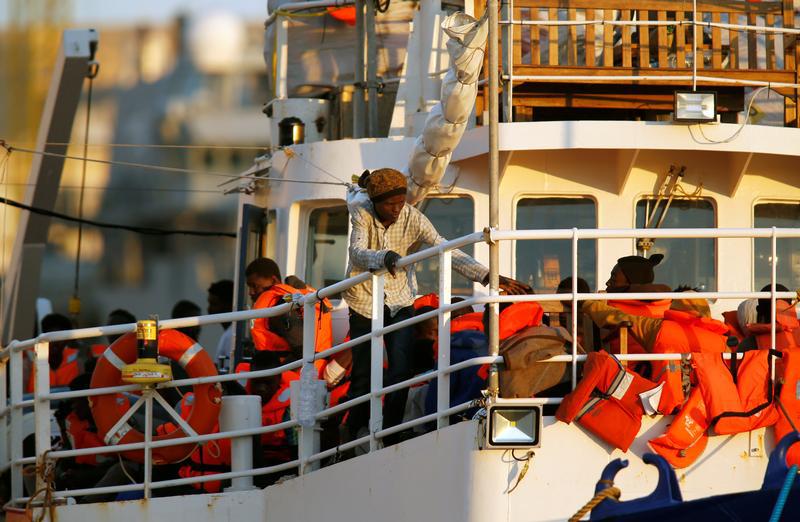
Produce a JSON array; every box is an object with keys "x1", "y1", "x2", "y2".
[{"x1": 347, "y1": 306, "x2": 414, "y2": 434}]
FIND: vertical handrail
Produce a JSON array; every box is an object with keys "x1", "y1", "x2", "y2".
[
  {"x1": 0, "y1": 357, "x2": 7, "y2": 469},
  {"x1": 771, "y1": 226, "x2": 778, "y2": 381},
  {"x1": 437, "y1": 250, "x2": 452, "y2": 429},
  {"x1": 298, "y1": 299, "x2": 318, "y2": 474},
  {"x1": 9, "y1": 347, "x2": 23, "y2": 499},
  {"x1": 571, "y1": 228, "x2": 579, "y2": 389},
  {"x1": 144, "y1": 391, "x2": 153, "y2": 499},
  {"x1": 502, "y1": 0, "x2": 515, "y2": 122},
  {"x1": 487, "y1": 0, "x2": 501, "y2": 398},
  {"x1": 33, "y1": 342, "x2": 52, "y2": 491},
  {"x1": 369, "y1": 273, "x2": 385, "y2": 451}
]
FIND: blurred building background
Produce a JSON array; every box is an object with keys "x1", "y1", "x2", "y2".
[{"x1": 0, "y1": 0, "x2": 268, "y2": 351}]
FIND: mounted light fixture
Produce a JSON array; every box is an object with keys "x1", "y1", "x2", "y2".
[
  {"x1": 485, "y1": 399, "x2": 543, "y2": 449},
  {"x1": 674, "y1": 91, "x2": 717, "y2": 122}
]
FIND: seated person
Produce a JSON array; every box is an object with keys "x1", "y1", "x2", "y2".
[
  {"x1": 54, "y1": 374, "x2": 115, "y2": 492},
  {"x1": 245, "y1": 258, "x2": 332, "y2": 363},
  {"x1": 27, "y1": 313, "x2": 81, "y2": 393}
]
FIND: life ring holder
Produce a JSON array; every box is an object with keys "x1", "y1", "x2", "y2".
[{"x1": 90, "y1": 330, "x2": 222, "y2": 464}]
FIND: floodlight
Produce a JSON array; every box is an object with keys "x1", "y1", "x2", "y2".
[
  {"x1": 485, "y1": 399, "x2": 542, "y2": 449},
  {"x1": 674, "y1": 91, "x2": 717, "y2": 122}
]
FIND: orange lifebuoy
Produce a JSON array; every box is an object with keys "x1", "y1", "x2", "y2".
[{"x1": 90, "y1": 330, "x2": 222, "y2": 464}]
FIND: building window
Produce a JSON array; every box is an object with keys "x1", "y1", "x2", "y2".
[
  {"x1": 306, "y1": 205, "x2": 348, "y2": 290},
  {"x1": 515, "y1": 197, "x2": 597, "y2": 293},
  {"x1": 635, "y1": 198, "x2": 716, "y2": 290},
  {"x1": 416, "y1": 196, "x2": 476, "y2": 296},
  {"x1": 754, "y1": 202, "x2": 800, "y2": 290}
]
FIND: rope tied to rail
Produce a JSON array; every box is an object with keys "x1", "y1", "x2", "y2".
[
  {"x1": 569, "y1": 479, "x2": 621, "y2": 522},
  {"x1": 24, "y1": 449, "x2": 57, "y2": 522}
]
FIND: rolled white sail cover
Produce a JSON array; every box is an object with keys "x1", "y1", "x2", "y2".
[{"x1": 405, "y1": 10, "x2": 489, "y2": 205}]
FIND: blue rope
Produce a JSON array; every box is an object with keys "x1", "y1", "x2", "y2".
[{"x1": 769, "y1": 464, "x2": 798, "y2": 522}]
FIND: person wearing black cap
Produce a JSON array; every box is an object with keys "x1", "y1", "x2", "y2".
[
  {"x1": 606, "y1": 254, "x2": 665, "y2": 290},
  {"x1": 344, "y1": 168, "x2": 531, "y2": 443}
]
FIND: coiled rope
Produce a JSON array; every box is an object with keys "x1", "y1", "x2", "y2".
[
  {"x1": 569, "y1": 479, "x2": 621, "y2": 522},
  {"x1": 24, "y1": 450, "x2": 57, "y2": 522}
]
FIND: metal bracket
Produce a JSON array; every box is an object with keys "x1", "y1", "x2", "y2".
[{"x1": 483, "y1": 227, "x2": 496, "y2": 245}]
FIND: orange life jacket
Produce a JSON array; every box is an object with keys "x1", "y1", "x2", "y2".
[
  {"x1": 451, "y1": 312, "x2": 484, "y2": 333},
  {"x1": 650, "y1": 350, "x2": 778, "y2": 468},
  {"x1": 750, "y1": 304, "x2": 800, "y2": 351},
  {"x1": 556, "y1": 351, "x2": 661, "y2": 451},
  {"x1": 775, "y1": 348, "x2": 800, "y2": 467},
  {"x1": 64, "y1": 412, "x2": 106, "y2": 466},
  {"x1": 413, "y1": 293, "x2": 439, "y2": 310},
  {"x1": 251, "y1": 283, "x2": 333, "y2": 354},
  {"x1": 261, "y1": 371, "x2": 300, "y2": 460},
  {"x1": 722, "y1": 310, "x2": 747, "y2": 341},
  {"x1": 648, "y1": 309, "x2": 729, "y2": 412},
  {"x1": 154, "y1": 393, "x2": 232, "y2": 493},
  {"x1": 499, "y1": 302, "x2": 544, "y2": 340},
  {"x1": 608, "y1": 299, "x2": 671, "y2": 355},
  {"x1": 89, "y1": 343, "x2": 107, "y2": 358},
  {"x1": 693, "y1": 350, "x2": 778, "y2": 435},
  {"x1": 649, "y1": 387, "x2": 709, "y2": 468},
  {"x1": 26, "y1": 347, "x2": 80, "y2": 393}
]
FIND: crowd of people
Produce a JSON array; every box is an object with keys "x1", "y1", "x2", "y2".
[{"x1": 16, "y1": 167, "x2": 799, "y2": 500}]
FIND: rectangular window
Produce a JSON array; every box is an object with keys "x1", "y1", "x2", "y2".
[
  {"x1": 754, "y1": 202, "x2": 800, "y2": 290},
  {"x1": 515, "y1": 197, "x2": 597, "y2": 293},
  {"x1": 416, "y1": 196, "x2": 476, "y2": 296},
  {"x1": 306, "y1": 205, "x2": 348, "y2": 290},
  {"x1": 635, "y1": 198, "x2": 716, "y2": 290}
]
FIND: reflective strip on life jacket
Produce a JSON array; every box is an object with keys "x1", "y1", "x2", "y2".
[{"x1": 556, "y1": 351, "x2": 660, "y2": 451}]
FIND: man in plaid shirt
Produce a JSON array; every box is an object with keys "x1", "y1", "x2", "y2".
[{"x1": 344, "y1": 168, "x2": 529, "y2": 442}]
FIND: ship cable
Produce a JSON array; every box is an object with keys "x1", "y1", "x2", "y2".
[
  {"x1": 71, "y1": 61, "x2": 100, "y2": 321},
  {"x1": 569, "y1": 480, "x2": 622, "y2": 522},
  {"x1": 507, "y1": 449, "x2": 535, "y2": 494},
  {"x1": 0, "y1": 141, "x2": 347, "y2": 187},
  {"x1": 0, "y1": 196, "x2": 236, "y2": 238}
]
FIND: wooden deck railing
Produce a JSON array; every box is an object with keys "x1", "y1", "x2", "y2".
[{"x1": 474, "y1": 0, "x2": 799, "y2": 125}]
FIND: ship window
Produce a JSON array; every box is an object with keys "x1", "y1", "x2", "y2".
[
  {"x1": 635, "y1": 198, "x2": 716, "y2": 291},
  {"x1": 515, "y1": 197, "x2": 597, "y2": 293},
  {"x1": 306, "y1": 204, "x2": 348, "y2": 290},
  {"x1": 416, "y1": 196, "x2": 476, "y2": 296},
  {"x1": 754, "y1": 202, "x2": 800, "y2": 290}
]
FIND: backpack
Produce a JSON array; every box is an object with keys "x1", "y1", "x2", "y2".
[
  {"x1": 268, "y1": 303, "x2": 305, "y2": 360},
  {"x1": 499, "y1": 325, "x2": 583, "y2": 398}
]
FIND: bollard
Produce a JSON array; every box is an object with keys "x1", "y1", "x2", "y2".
[{"x1": 220, "y1": 395, "x2": 262, "y2": 491}]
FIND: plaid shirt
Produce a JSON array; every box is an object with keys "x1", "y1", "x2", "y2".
[{"x1": 343, "y1": 201, "x2": 489, "y2": 318}]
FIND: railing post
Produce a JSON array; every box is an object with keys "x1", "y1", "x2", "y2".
[
  {"x1": 9, "y1": 346, "x2": 23, "y2": 500},
  {"x1": 771, "y1": 226, "x2": 777, "y2": 381},
  {"x1": 370, "y1": 273, "x2": 385, "y2": 451},
  {"x1": 0, "y1": 357, "x2": 7, "y2": 469},
  {"x1": 143, "y1": 389, "x2": 153, "y2": 499},
  {"x1": 571, "y1": 228, "x2": 579, "y2": 389},
  {"x1": 33, "y1": 341, "x2": 52, "y2": 491},
  {"x1": 502, "y1": 0, "x2": 514, "y2": 122},
  {"x1": 298, "y1": 299, "x2": 320, "y2": 474},
  {"x1": 437, "y1": 250, "x2": 452, "y2": 429}
]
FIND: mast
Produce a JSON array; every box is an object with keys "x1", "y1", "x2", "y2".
[{"x1": 487, "y1": 0, "x2": 500, "y2": 396}]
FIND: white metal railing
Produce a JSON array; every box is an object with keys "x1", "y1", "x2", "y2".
[{"x1": 1, "y1": 226, "x2": 798, "y2": 507}]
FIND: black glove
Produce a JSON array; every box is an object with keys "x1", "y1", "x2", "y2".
[{"x1": 383, "y1": 251, "x2": 401, "y2": 276}]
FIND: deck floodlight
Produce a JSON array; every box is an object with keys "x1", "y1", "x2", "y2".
[
  {"x1": 674, "y1": 91, "x2": 717, "y2": 122},
  {"x1": 485, "y1": 399, "x2": 542, "y2": 449}
]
